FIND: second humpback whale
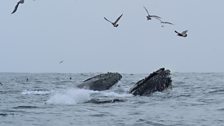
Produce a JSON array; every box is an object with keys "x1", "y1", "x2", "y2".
[{"x1": 129, "y1": 68, "x2": 172, "y2": 96}]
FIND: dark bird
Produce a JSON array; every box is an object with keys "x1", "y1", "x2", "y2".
[
  {"x1": 143, "y1": 6, "x2": 161, "y2": 20},
  {"x1": 175, "y1": 30, "x2": 188, "y2": 37},
  {"x1": 59, "y1": 60, "x2": 64, "y2": 64},
  {"x1": 104, "y1": 14, "x2": 123, "y2": 27},
  {"x1": 11, "y1": 0, "x2": 24, "y2": 14}
]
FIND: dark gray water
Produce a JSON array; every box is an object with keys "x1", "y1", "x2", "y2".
[{"x1": 0, "y1": 72, "x2": 224, "y2": 126}]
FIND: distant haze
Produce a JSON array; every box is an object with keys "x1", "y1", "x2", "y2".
[{"x1": 0, "y1": 0, "x2": 224, "y2": 73}]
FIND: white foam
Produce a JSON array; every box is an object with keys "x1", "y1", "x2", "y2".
[
  {"x1": 22, "y1": 90, "x2": 51, "y2": 95},
  {"x1": 101, "y1": 91, "x2": 133, "y2": 98},
  {"x1": 46, "y1": 88, "x2": 96, "y2": 105}
]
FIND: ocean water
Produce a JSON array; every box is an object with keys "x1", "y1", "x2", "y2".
[{"x1": 0, "y1": 72, "x2": 224, "y2": 126}]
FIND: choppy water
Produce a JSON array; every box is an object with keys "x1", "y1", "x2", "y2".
[{"x1": 0, "y1": 72, "x2": 224, "y2": 126}]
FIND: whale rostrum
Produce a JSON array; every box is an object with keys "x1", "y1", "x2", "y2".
[{"x1": 77, "y1": 72, "x2": 122, "y2": 91}]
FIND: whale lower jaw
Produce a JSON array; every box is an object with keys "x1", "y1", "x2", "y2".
[{"x1": 129, "y1": 68, "x2": 172, "y2": 96}]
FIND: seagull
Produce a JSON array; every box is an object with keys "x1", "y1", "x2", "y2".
[
  {"x1": 160, "y1": 21, "x2": 173, "y2": 25},
  {"x1": 157, "y1": 19, "x2": 174, "y2": 27},
  {"x1": 143, "y1": 6, "x2": 161, "y2": 20},
  {"x1": 158, "y1": 19, "x2": 174, "y2": 25},
  {"x1": 104, "y1": 14, "x2": 123, "y2": 27},
  {"x1": 59, "y1": 60, "x2": 64, "y2": 64},
  {"x1": 11, "y1": 0, "x2": 24, "y2": 14},
  {"x1": 175, "y1": 30, "x2": 188, "y2": 37}
]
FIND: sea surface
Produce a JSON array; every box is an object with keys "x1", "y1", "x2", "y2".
[{"x1": 0, "y1": 72, "x2": 224, "y2": 126}]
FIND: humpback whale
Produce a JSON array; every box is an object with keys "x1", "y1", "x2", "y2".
[
  {"x1": 77, "y1": 68, "x2": 172, "y2": 97},
  {"x1": 129, "y1": 68, "x2": 172, "y2": 96},
  {"x1": 77, "y1": 72, "x2": 122, "y2": 91}
]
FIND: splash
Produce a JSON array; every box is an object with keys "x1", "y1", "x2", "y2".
[
  {"x1": 101, "y1": 91, "x2": 132, "y2": 98},
  {"x1": 46, "y1": 88, "x2": 96, "y2": 105}
]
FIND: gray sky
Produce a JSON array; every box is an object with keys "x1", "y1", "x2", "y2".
[{"x1": 0, "y1": 0, "x2": 224, "y2": 73}]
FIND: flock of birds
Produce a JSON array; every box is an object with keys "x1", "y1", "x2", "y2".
[
  {"x1": 103, "y1": 7, "x2": 188, "y2": 37},
  {"x1": 11, "y1": 0, "x2": 188, "y2": 37}
]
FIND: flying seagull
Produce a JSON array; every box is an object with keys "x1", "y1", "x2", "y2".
[
  {"x1": 157, "y1": 19, "x2": 174, "y2": 27},
  {"x1": 158, "y1": 19, "x2": 174, "y2": 25},
  {"x1": 11, "y1": 0, "x2": 24, "y2": 14},
  {"x1": 175, "y1": 30, "x2": 188, "y2": 37},
  {"x1": 143, "y1": 6, "x2": 161, "y2": 20},
  {"x1": 104, "y1": 14, "x2": 123, "y2": 27},
  {"x1": 59, "y1": 60, "x2": 64, "y2": 64},
  {"x1": 160, "y1": 21, "x2": 173, "y2": 25}
]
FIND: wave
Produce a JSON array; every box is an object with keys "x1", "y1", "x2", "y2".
[
  {"x1": 0, "y1": 113, "x2": 8, "y2": 117},
  {"x1": 13, "y1": 106, "x2": 39, "y2": 109},
  {"x1": 21, "y1": 90, "x2": 51, "y2": 95}
]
